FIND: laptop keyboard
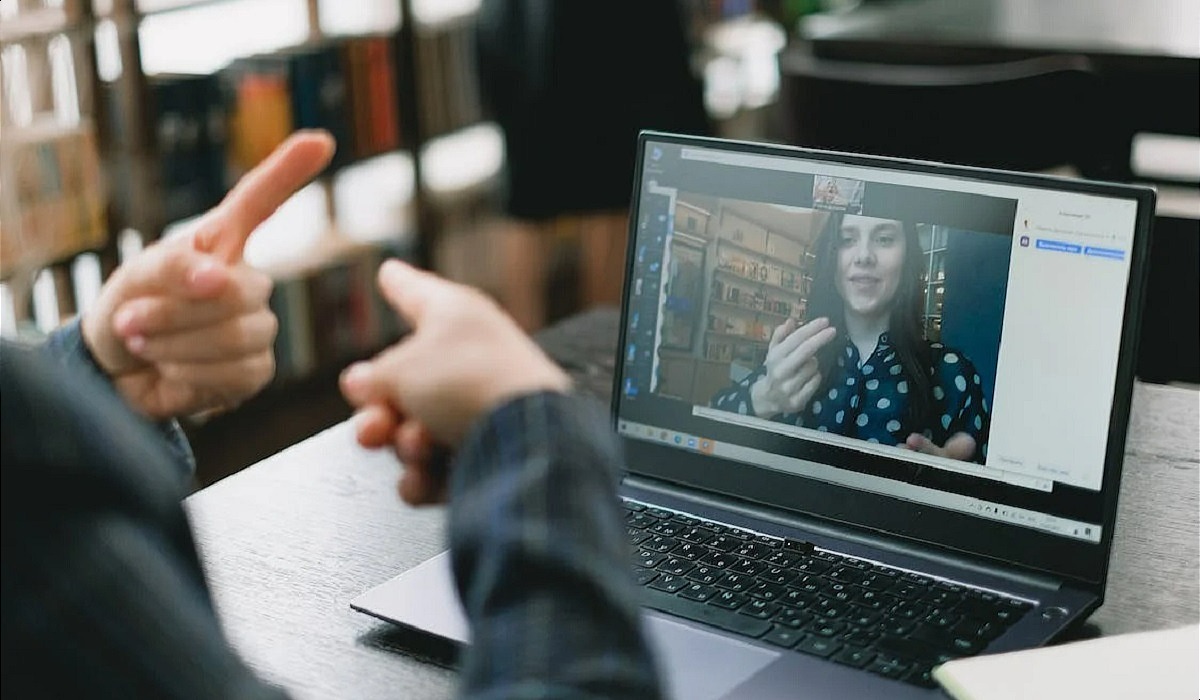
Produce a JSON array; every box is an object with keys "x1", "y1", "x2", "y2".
[{"x1": 624, "y1": 500, "x2": 1033, "y2": 689}]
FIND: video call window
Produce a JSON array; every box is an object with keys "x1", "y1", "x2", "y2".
[{"x1": 651, "y1": 191, "x2": 1012, "y2": 467}]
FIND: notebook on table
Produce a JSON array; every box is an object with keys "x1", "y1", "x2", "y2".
[{"x1": 352, "y1": 132, "x2": 1156, "y2": 699}]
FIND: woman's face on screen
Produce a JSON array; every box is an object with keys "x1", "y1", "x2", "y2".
[{"x1": 834, "y1": 214, "x2": 908, "y2": 321}]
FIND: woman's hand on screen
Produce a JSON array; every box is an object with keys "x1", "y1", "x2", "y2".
[
  {"x1": 901, "y1": 432, "x2": 977, "y2": 462},
  {"x1": 749, "y1": 317, "x2": 837, "y2": 418}
]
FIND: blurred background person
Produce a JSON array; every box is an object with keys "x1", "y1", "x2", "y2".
[{"x1": 475, "y1": 0, "x2": 712, "y2": 330}]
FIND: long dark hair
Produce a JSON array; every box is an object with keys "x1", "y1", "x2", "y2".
[{"x1": 806, "y1": 212, "x2": 934, "y2": 430}]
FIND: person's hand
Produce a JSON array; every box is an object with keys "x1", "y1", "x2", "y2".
[
  {"x1": 340, "y1": 259, "x2": 571, "y2": 506},
  {"x1": 82, "y1": 130, "x2": 336, "y2": 419},
  {"x1": 748, "y1": 317, "x2": 837, "y2": 418},
  {"x1": 901, "y1": 432, "x2": 977, "y2": 461}
]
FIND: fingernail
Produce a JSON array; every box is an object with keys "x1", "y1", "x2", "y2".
[
  {"x1": 341, "y1": 363, "x2": 370, "y2": 393},
  {"x1": 379, "y1": 258, "x2": 408, "y2": 282},
  {"x1": 114, "y1": 307, "x2": 138, "y2": 335},
  {"x1": 126, "y1": 335, "x2": 146, "y2": 355},
  {"x1": 188, "y1": 259, "x2": 223, "y2": 291}
]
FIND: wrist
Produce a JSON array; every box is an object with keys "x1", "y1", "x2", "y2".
[
  {"x1": 79, "y1": 314, "x2": 110, "y2": 377},
  {"x1": 749, "y1": 377, "x2": 774, "y2": 417}
]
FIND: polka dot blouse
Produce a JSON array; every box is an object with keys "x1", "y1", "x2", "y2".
[{"x1": 710, "y1": 333, "x2": 991, "y2": 463}]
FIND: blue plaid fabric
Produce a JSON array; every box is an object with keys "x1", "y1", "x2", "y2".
[{"x1": 2, "y1": 338, "x2": 661, "y2": 699}]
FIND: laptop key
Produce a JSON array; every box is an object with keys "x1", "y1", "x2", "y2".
[
  {"x1": 847, "y1": 610, "x2": 882, "y2": 627},
  {"x1": 795, "y1": 636, "x2": 841, "y2": 658},
  {"x1": 732, "y1": 542, "x2": 771, "y2": 559},
  {"x1": 792, "y1": 559, "x2": 831, "y2": 576},
  {"x1": 633, "y1": 567, "x2": 659, "y2": 586},
  {"x1": 808, "y1": 619, "x2": 846, "y2": 637},
  {"x1": 763, "y1": 625, "x2": 804, "y2": 649},
  {"x1": 950, "y1": 637, "x2": 984, "y2": 656},
  {"x1": 685, "y1": 565, "x2": 722, "y2": 585},
  {"x1": 832, "y1": 646, "x2": 876, "y2": 669},
  {"x1": 908, "y1": 623, "x2": 952, "y2": 649},
  {"x1": 763, "y1": 551, "x2": 800, "y2": 568},
  {"x1": 782, "y1": 538, "x2": 815, "y2": 554},
  {"x1": 759, "y1": 566, "x2": 799, "y2": 586},
  {"x1": 728, "y1": 558, "x2": 766, "y2": 577},
  {"x1": 657, "y1": 558, "x2": 696, "y2": 577},
  {"x1": 701, "y1": 551, "x2": 736, "y2": 569},
  {"x1": 903, "y1": 664, "x2": 938, "y2": 688},
  {"x1": 678, "y1": 583, "x2": 719, "y2": 602},
  {"x1": 641, "y1": 536, "x2": 679, "y2": 553},
  {"x1": 844, "y1": 629, "x2": 881, "y2": 647},
  {"x1": 670, "y1": 542, "x2": 704, "y2": 560},
  {"x1": 867, "y1": 659, "x2": 910, "y2": 680},
  {"x1": 641, "y1": 588, "x2": 771, "y2": 638},
  {"x1": 772, "y1": 608, "x2": 813, "y2": 629},
  {"x1": 747, "y1": 582, "x2": 785, "y2": 602},
  {"x1": 874, "y1": 634, "x2": 938, "y2": 662},
  {"x1": 634, "y1": 552, "x2": 668, "y2": 569},
  {"x1": 715, "y1": 573, "x2": 752, "y2": 592},
  {"x1": 709, "y1": 590, "x2": 748, "y2": 610},
  {"x1": 677, "y1": 526, "x2": 714, "y2": 545},
  {"x1": 739, "y1": 600, "x2": 781, "y2": 619},
  {"x1": 649, "y1": 575, "x2": 689, "y2": 594}
]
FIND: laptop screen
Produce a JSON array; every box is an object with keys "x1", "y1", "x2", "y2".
[{"x1": 615, "y1": 136, "x2": 1142, "y2": 547}]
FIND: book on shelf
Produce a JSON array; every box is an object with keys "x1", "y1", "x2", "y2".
[
  {"x1": 0, "y1": 122, "x2": 106, "y2": 278},
  {"x1": 284, "y1": 42, "x2": 355, "y2": 169},
  {"x1": 362, "y1": 36, "x2": 402, "y2": 156},
  {"x1": 267, "y1": 239, "x2": 408, "y2": 383},
  {"x1": 415, "y1": 21, "x2": 482, "y2": 140},
  {"x1": 148, "y1": 72, "x2": 228, "y2": 226},
  {"x1": 226, "y1": 57, "x2": 294, "y2": 177}
]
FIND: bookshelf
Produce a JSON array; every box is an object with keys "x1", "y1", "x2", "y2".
[
  {"x1": 1, "y1": 0, "x2": 496, "y2": 482},
  {"x1": 918, "y1": 223, "x2": 949, "y2": 342},
  {"x1": 706, "y1": 207, "x2": 812, "y2": 367},
  {"x1": 2, "y1": 0, "x2": 494, "y2": 346}
]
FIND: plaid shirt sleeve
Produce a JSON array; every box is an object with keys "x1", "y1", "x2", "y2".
[{"x1": 449, "y1": 391, "x2": 665, "y2": 700}]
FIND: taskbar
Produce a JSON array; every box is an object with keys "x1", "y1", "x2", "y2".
[{"x1": 617, "y1": 420, "x2": 1103, "y2": 544}]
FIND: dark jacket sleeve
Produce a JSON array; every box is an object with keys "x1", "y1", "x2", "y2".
[
  {"x1": 0, "y1": 341, "x2": 288, "y2": 700},
  {"x1": 43, "y1": 317, "x2": 197, "y2": 476},
  {"x1": 448, "y1": 391, "x2": 664, "y2": 700}
]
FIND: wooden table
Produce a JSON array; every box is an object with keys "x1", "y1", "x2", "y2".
[{"x1": 186, "y1": 308, "x2": 1200, "y2": 699}]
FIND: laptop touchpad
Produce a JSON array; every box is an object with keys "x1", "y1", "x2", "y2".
[{"x1": 645, "y1": 614, "x2": 778, "y2": 700}]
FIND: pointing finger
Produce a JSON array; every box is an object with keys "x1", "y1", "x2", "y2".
[
  {"x1": 196, "y1": 130, "x2": 336, "y2": 262},
  {"x1": 376, "y1": 258, "x2": 461, "y2": 328},
  {"x1": 774, "y1": 317, "x2": 831, "y2": 357},
  {"x1": 777, "y1": 326, "x2": 838, "y2": 376}
]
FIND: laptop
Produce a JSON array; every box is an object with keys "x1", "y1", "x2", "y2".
[{"x1": 352, "y1": 131, "x2": 1155, "y2": 699}]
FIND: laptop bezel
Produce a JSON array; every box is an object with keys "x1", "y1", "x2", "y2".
[{"x1": 610, "y1": 130, "x2": 1155, "y2": 591}]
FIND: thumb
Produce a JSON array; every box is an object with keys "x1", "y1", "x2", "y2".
[
  {"x1": 905, "y1": 433, "x2": 939, "y2": 456},
  {"x1": 376, "y1": 258, "x2": 458, "y2": 328},
  {"x1": 116, "y1": 241, "x2": 231, "y2": 301},
  {"x1": 769, "y1": 317, "x2": 797, "y2": 349}
]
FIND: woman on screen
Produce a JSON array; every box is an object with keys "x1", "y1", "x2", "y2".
[{"x1": 710, "y1": 212, "x2": 990, "y2": 463}]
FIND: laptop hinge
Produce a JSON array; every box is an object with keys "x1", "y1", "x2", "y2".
[{"x1": 623, "y1": 474, "x2": 1064, "y2": 593}]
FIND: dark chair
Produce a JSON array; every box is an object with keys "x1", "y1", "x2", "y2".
[{"x1": 775, "y1": 49, "x2": 1110, "y2": 176}]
